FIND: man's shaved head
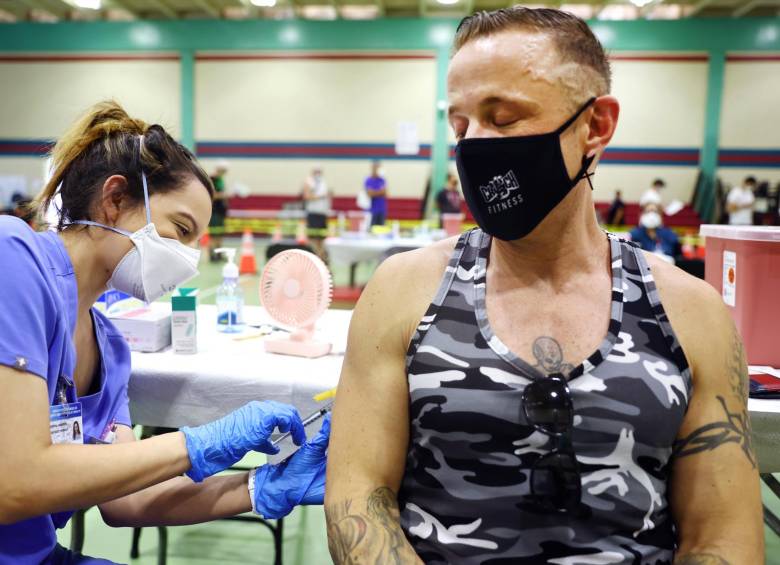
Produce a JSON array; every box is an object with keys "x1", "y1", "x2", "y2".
[{"x1": 452, "y1": 7, "x2": 611, "y2": 103}]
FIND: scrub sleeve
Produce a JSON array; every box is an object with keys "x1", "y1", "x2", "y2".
[{"x1": 0, "y1": 222, "x2": 60, "y2": 383}]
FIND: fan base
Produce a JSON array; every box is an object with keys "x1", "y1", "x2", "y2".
[{"x1": 264, "y1": 337, "x2": 332, "y2": 359}]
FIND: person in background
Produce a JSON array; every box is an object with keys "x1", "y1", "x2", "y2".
[
  {"x1": 727, "y1": 175, "x2": 756, "y2": 226},
  {"x1": 604, "y1": 188, "x2": 625, "y2": 225},
  {"x1": 208, "y1": 159, "x2": 230, "y2": 261},
  {"x1": 10, "y1": 192, "x2": 36, "y2": 227},
  {"x1": 364, "y1": 160, "x2": 388, "y2": 226},
  {"x1": 639, "y1": 177, "x2": 665, "y2": 207},
  {"x1": 435, "y1": 172, "x2": 462, "y2": 227},
  {"x1": 302, "y1": 165, "x2": 332, "y2": 259},
  {"x1": 629, "y1": 202, "x2": 680, "y2": 260}
]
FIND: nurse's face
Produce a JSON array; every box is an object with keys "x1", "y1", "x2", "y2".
[{"x1": 97, "y1": 174, "x2": 212, "y2": 270}]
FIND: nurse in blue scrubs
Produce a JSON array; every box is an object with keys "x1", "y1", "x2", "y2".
[{"x1": 0, "y1": 102, "x2": 329, "y2": 565}]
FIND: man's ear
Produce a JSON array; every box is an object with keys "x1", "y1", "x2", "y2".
[
  {"x1": 584, "y1": 95, "x2": 620, "y2": 158},
  {"x1": 96, "y1": 175, "x2": 129, "y2": 225}
]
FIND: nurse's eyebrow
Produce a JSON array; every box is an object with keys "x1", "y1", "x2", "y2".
[{"x1": 177, "y1": 212, "x2": 199, "y2": 235}]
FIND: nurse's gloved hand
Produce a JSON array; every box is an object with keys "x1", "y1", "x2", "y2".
[
  {"x1": 181, "y1": 401, "x2": 306, "y2": 483},
  {"x1": 252, "y1": 413, "x2": 330, "y2": 520}
]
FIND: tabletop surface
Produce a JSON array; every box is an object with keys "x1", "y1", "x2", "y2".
[{"x1": 129, "y1": 304, "x2": 349, "y2": 428}]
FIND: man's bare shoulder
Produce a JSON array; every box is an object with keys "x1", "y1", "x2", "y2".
[
  {"x1": 369, "y1": 235, "x2": 459, "y2": 293},
  {"x1": 350, "y1": 232, "x2": 457, "y2": 352},
  {"x1": 644, "y1": 251, "x2": 733, "y2": 374}
]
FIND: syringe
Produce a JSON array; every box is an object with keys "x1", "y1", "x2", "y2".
[{"x1": 271, "y1": 401, "x2": 333, "y2": 448}]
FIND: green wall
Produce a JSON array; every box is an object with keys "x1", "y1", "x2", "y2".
[{"x1": 1, "y1": 17, "x2": 778, "y2": 218}]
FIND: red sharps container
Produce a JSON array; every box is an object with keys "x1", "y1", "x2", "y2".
[{"x1": 700, "y1": 225, "x2": 780, "y2": 366}]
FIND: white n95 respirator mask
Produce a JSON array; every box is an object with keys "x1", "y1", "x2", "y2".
[
  {"x1": 106, "y1": 222, "x2": 200, "y2": 302},
  {"x1": 71, "y1": 165, "x2": 201, "y2": 303}
]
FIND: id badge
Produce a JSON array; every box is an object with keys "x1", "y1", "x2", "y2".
[{"x1": 50, "y1": 402, "x2": 84, "y2": 445}]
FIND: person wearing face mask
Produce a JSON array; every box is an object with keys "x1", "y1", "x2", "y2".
[
  {"x1": 629, "y1": 202, "x2": 681, "y2": 260},
  {"x1": 325, "y1": 8, "x2": 761, "y2": 565},
  {"x1": 0, "y1": 101, "x2": 329, "y2": 565}
]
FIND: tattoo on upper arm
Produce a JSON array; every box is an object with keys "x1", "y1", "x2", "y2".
[
  {"x1": 675, "y1": 553, "x2": 730, "y2": 565},
  {"x1": 673, "y1": 333, "x2": 756, "y2": 469},
  {"x1": 532, "y1": 336, "x2": 575, "y2": 376},
  {"x1": 326, "y1": 486, "x2": 418, "y2": 564}
]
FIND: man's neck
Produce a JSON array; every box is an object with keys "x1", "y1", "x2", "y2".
[
  {"x1": 488, "y1": 188, "x2": 608, "y2": 288},
  {"x1": 58, "y1": 229, "x2": 111, "y2": 319}
]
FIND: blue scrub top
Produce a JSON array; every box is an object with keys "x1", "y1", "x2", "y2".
[{"x1": 0, "y1": 217, "x2": 132, "y2": 565}]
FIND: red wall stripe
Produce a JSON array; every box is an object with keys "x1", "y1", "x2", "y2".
[
  {"x1": 0, "y1": 54, "x2": 180, "y2": 62},
  {"x1": 608, "y1": 54, "x2": 709, "y2": 62},
  {"x1": 726, "y1": 55, "x2": 780, "y2": 62},
  {"x1": 195, "y1": 53, "x2": 435, "y2": 61}
]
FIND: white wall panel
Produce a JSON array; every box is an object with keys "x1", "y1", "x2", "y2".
[
  {"x1": 196, "y1": 58, "x2": 436, "y2": 142},
  {"x1": 0, "y1": 59, "x2": 181, "y2": 139},
  {"x1": 720, "y1": 60, "x2": 780, "y2": 148},
  {"x1": 609, "y1": 59, "x2": 708, "y2": 148}
]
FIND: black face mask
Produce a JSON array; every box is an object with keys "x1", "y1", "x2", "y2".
[{"x1": 455, "y1": 97, "x2": 596, "y2": 241}]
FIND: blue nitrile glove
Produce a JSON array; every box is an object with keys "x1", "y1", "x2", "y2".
[
  {"x1": 253, "y1": 413, "x2": 330, "y2": 519},
  {"x1": 181, "y1": 401, "x2": 306, "y2": 483}
]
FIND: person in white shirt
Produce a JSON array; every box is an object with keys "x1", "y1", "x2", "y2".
[
  {"x1": 727, "y1": 176, "x2": 756, "y2": 226},
  {"x1": 302, "y1": 165, "x2": 332, "y2": 258},
  {"x1": 639, "y1": 178, "x2": 665, "y2": 208}
]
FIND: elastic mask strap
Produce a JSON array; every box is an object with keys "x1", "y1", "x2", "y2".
[
  {"x1": 70, "y1": 219, "x2": 134, "y2": 238},
  {"x1": 139, "y1": 136, "x2": 152, "y2": 226},
  {"x1": 141, "y1": 172, "x2": 152, "y2": 225},
  {"x1": 556, "y1": 97, "x2": 597, "y2": 134},
  {"x1": 572, "y1": 154, "x2": 597, "y2": 191}
]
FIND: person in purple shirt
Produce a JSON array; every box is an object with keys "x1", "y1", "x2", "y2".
[
  {"x1": 0, "y1": 101, "x2": 329, "y2": 565},
  {"x1": 364, "y1": 160, "x2": 388, "y2": 226}
]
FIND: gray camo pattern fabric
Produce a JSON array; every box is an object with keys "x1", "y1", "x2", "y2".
[{"x1": 398, "y1": 229, "x2": 692, "y2": 564}]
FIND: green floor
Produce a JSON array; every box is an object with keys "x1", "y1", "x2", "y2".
[
  {"x1": 54, "y1": 479, "x2": 780, "y2": 564},
  {"x1": 61, "y1": 236, "x2": 778, "y2": 564},
  {"x1": 54, "y1": 440, "x2": 335, "y2": 564}
]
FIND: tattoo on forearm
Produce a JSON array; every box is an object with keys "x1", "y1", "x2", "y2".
[
  {"x1": 728, "y1": 332, "x2": 749, "y2": 407},
  {"x1": 673, "y1": 333, "x2": 756, "y2": 469},
  {"x1": 326, "y1": 486, "x2": 419, "y2": 564},
  {"x1": 532, "y1": 336, "x2": 575, "y2": 376},
  {"x1": 675, "y1": 553, "x2": 730, "y2": 565}
]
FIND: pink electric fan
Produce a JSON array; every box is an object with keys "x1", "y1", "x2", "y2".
[{"x1": 260, "y1": 249, "x2": 333, "y2": 358}]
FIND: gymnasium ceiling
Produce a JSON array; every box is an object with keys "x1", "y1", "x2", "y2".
[{"x1": 0, "y1": 0, "x2": 777, "y2": 23}]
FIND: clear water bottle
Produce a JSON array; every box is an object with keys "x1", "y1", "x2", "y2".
[{"x1": 215, "y1": 248, "x2": 244, "y2": 333}]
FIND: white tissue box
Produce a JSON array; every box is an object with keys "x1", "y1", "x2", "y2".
[{"x1": 108, "y1": 303, "x2": 172, "y2": 352}]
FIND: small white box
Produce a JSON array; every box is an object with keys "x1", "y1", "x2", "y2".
[{"x1": 108, "y1": 303, "x2": 172, "y2": 352}]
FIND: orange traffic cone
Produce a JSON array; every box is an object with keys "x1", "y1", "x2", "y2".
[
  {"x1": 239, "y1": 229, "x2": 257, "y2": 274},
  {"x1": 295, "y1": 220, "x2": 309, "y2": 245},
  {"x1": 271, "y1": 223, "x2": 283, "y2": 242}
]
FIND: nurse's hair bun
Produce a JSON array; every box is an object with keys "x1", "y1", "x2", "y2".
[{"x1": 33, "y1": 100, "x2": 213, "y2": 230}]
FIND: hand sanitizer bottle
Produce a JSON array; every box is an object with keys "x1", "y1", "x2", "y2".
[{"x1": 215, "y1": 248, "x2": 244, "y2": 333}]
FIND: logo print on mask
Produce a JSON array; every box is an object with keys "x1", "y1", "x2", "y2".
[
  {"x1": 479, "y1": 170, "x2": 524, "y2": 215},
  {"x1": 479, "y1": 170, "x2": 521, "y2": 204}
]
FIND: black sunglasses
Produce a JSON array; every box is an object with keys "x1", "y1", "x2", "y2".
[{"x1": 521, "y1": 374, "x2": 582, "y2": 513}]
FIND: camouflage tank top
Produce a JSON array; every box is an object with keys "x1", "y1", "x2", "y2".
[{"x1": 399, "y1": 229, "x2": 692, "y2": 564}]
